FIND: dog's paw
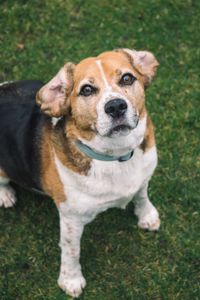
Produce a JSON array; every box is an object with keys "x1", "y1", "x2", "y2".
[
  {"x1": 0, "y1": 186, "x2": 16, "y2": 208},
  {"x1": 138, "y1": 207, "x2": 160, "y2": 231},
  {"x1": 58, "y1": 275, "x2": 86, "y2": 298}
]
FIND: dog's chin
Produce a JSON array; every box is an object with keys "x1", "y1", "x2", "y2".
[
  {"x1": 109, "y1": 124, "x2": 133, "y2": 137},
  {"x1": 95, "y1": 125, "x2": 132, "y2": 138}
]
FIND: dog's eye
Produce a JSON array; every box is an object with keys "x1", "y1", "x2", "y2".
[
  {"x1": 119, "y1": 73, "x2": 136, "y2": 86},
  {"x1": 80, "y1": 85, "x2": 96, "y2": 97}
]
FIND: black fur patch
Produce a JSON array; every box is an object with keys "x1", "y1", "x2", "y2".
[{"x1": 0, "y1": 80, "x2": 49, "y2": 190}]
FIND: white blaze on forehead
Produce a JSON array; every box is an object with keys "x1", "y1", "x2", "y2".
[{"x1": 96, "y1": 60, "x2": 111, "y2": 90}]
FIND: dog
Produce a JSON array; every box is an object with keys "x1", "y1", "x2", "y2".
[{"x1": 0, "y1": 48, "x2": 160, "y2": 298}]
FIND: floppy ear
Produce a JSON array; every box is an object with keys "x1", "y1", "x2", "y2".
[
  {"x1": 36, "y1": 62, "x2": 75, "y2": 117},
  {"x1": 117, "y1": 48, "x2": 159, "y2": 87}
]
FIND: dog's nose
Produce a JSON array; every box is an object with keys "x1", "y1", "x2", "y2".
[{"x1": 104, "y1": 99, "x2": 127, "y2": 118}]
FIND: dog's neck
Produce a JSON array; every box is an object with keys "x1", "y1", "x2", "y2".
[
  {"x1": 75, "y1": 139, "x2": 134, "y2": 162},
  {"x1": 50, "y1": 114, "x2": 147, "y2": 174}
]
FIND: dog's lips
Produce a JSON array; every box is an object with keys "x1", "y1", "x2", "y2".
[
  {"x1": 107, "y1": 123, "x2": 134, "y2": 137},
  {"x1": 111, "y1": 124, "x2": 132, "y2": 133},
  {"x1": 95, "y1": 114, "x2": 140, "y2": 137}
]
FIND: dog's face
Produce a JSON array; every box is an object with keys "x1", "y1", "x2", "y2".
[{"x1": 37, "y1": 49, "x2": 158, "y2": 139}]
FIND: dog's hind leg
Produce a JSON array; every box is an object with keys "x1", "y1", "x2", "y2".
[{"x1": 0, "y1": 169, "x2": 16, "y2": 208}]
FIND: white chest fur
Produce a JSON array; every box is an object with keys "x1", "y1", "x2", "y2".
[{"x1": 55, "y1": 146, "x2": 157, "y2": 222}]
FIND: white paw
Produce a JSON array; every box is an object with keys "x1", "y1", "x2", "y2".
[
  {"x1": 58, "y1": 275, "x2": 86, "y2": 298},
  {"x1": 0, "y1": 186, "x2": 16, "y2": 208},
  {"x1": 138, "y1": 207, "x2": 160, "y2": 231}
]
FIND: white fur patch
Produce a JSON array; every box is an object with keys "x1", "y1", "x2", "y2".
[
  {"x1": 55, "y1": 143, "x2": 157, "y2": 219},
  {"x1": 58, "y1": 207, "x2": 87, "y2": 297},
  {"x1": 58, "y1": 273, "x2": 86, "y2": 298},
  {"x1": 0, "y1": 81, "x2": 13, "y2": 87},
  {"x1": 96, "y1": 60, "x2": 110, "y2": 89},
  {"x1": 0, "y1": 176, "x2": 9, "y2": 185},
  {"x1": 137, "y1": 205, "x2": 160, "y2": 231},
  {"x1": 134, "y1": 147, "x2": 160, "y2": 230},
  {"x1": 0, "y1": 186, "x2": 16, "y2": 208},
  {"x1": 52, "y1": 117, "x2": 61, "y2": 127}
]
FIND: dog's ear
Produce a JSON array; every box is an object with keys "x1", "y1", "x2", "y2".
[
  {"x1": 116, "y1": 48, "x2": 159, "y2": 87},
  {"x1": 36, "y1": 62, "x2": 75, "y2": 117}
]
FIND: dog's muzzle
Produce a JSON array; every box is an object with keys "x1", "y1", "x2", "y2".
[{"x1": 103, "y1": 98, "x2": 139, "y2": 136}]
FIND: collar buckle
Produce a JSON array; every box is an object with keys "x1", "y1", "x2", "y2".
[{"x1": 118, "y1": 150, "x2": 134, "y2": 162}]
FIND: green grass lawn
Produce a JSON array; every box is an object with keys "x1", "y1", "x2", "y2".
[{"x1": 0, "y1": 0, "x2": 199, "y2": 299}]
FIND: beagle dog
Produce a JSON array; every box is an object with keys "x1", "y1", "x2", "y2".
[{"x1": 0, "y1": 48, "x2": 160, "y2": 298}]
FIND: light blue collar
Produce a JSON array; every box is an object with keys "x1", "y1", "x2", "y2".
[{"x1": 75, "y1": 140, "x2": 134, "y2": 162}]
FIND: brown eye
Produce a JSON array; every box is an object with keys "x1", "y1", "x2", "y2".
[
  {"x1": 80, "y1": 85, "x2": 96, "y2": 97},
  {"x1": 119, "y1": 73, "x2": 136, "y2": 86}
]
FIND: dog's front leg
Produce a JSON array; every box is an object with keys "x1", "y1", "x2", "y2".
[
  {"x1": 57, "y1": 211, "x2": 86, "y2": 298},
  {"x1": 134, "y1": 182, "x2": 160, "y2": 231}
]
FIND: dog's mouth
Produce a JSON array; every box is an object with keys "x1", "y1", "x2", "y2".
[
  {"x1": 110, "y1": 124, "x2": 132, "y2": 135},
  {"x1": 95, "y1": 114, "x2": 139, "y2": 137},
  {"x1": 109, "y1": 116, "x2": 139, "y2": 136}
]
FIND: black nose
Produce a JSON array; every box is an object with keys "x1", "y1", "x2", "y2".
[{"x1": 104, "y1": 99, "x2": 128, "y2": 118}]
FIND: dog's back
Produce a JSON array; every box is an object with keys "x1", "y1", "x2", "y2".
[{"x1": 0, "y1": 80, "x2": 46, "y2": 189}]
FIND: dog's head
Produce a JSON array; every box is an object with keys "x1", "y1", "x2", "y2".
[{"x1": 37, "y1": 49, "x2": 158, "y2": 150}]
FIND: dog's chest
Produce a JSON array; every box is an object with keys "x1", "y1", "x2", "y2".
[{"x1": 55, "y1": 147, "x2": 156, "y2": 218}]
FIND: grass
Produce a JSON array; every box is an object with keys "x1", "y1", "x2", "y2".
[{"x1": 0, "y1": 0, "x2": 199, "y2": 299}]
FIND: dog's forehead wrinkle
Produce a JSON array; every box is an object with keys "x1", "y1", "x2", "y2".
[
  {"x1": 88, "y1": 77, "x2": 95, "y2": 84},
  {"x1": 116, "y1": 69, "x2": 122, "y2": 76}
]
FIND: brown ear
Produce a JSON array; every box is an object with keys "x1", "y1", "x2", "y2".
[
  {"x1": 117, "y1": 48, "x2": 159, "y2": 87},
  {"x1": 36, "y1": 62, "x2": 75, "y2": 117}
]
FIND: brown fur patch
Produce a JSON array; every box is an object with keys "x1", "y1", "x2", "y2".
[
  {"x1": 0, "y1": 169, "x2": 8, "y2": 178},
  {"x1": 39, "y1": 122, "x2": 66, "y2": 206},
  {"x1": 40, "y1": 119, "x2": 91, "y2": 206},
  {"x1": 140, "y1": 115, "x2": 156, "y2": 152},
  {"x1": 53, "y1": 118, "x2": 92, "y2": 175}
]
